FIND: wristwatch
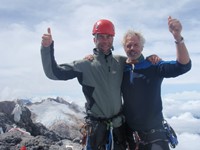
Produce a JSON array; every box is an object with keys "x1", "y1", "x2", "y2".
[{"x1": 175, "y1": 37, "x2": 184, "y2": 44}]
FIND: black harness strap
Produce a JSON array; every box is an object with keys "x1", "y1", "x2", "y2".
[{"x1": 132, "y1": 129, "x2": 168, "y2": 149}]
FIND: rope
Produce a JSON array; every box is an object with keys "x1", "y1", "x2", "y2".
[{"x1": 106, "y1": 122, "x2": 114, "y2": 150}]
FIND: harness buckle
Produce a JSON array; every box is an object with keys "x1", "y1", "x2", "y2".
[
  {"x1": 132, "y1": 131, "x2": 142, "y2": 150},
  {"x1": 163, "y1": 120, "x2": 178, "y2": 148},
  {"x1": 133, "y1": 131, "x2": 141, "y2": 143}
]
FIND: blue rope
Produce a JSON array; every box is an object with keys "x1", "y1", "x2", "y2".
[{"x1": 106, "y1": 122, "x2": 114, "y2": 150}]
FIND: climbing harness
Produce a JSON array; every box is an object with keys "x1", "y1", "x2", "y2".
[
  {"x1": 80, "y1": 118, "x2": 115, "y2": 150},
  {"x1": 132, "y1": 131, "x2": 141, "y2": 150},
  {"x1": 132, "y1": 129, "x2": 169, "y2": 150}
]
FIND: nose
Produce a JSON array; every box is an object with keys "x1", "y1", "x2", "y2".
[{"x1": 126, "y1": 47, "x2": 134, "y2": 53}]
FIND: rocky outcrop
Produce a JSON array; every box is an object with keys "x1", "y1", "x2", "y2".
[{"x1": 0, "y1": 100, "x2": 83, "y2": 150}]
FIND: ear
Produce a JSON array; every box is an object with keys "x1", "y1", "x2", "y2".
[{"x1": 141, "y1": 46, "x2": 144, "y2": 52}]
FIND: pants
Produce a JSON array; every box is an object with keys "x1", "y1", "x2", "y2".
[{"x1": 85, "y1": 122, "x2": 127, "y2": 150}]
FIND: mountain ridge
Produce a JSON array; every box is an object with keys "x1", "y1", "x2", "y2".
[{"x1": 0, "y1": 97, "x2": 85, "y2": 149}]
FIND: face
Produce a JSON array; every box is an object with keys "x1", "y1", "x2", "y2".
[
  {"x1": 124, "y1": 35, "x2": 143, "y2": 60},
  {"x1": 93, "y1": 34, "x2": 114, "y2": 54}
]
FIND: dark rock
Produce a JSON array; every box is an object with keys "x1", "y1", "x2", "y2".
[{"x1": 0, "y1": 100, "x2": 83, "y2": 149}]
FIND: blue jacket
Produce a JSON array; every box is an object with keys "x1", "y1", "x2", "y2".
[{"x1": 122, "y1": 55, "x2": 192, "y2": 130}]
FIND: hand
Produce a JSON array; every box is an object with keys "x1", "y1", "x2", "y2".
[
  {"x1": 147, "y1": 54, "x2": 162, "y2": 64},
  {"x1": 41, "y1": 28, "x2": 53, "y2": 47},
  {"x1": 84, "y1": 54, "x2": 94, "y2": 61},
  {"x1": 168, "y1": 16, "x2": 182, "y2": 41}
]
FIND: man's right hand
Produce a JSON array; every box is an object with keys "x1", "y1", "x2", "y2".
[
  {"x1": 147, "y1": 54, "x2": 162, "y2": 64},
  {"x1": 42, "y1": 28, "x2": 53, "y2": 47},
  {"x1": 84, "y1": 54, "x2": 94, "y2": 61}
]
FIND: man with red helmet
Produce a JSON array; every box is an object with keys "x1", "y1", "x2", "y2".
[{"x1": 41, "y1": 19, "x2": 127, "y2": 149}]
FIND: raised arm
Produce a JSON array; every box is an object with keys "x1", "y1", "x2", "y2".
[
  {"x1": 168, "y1": 16, "x2": 190, "y2": 64},
  {"x1": 40, "y1": 28, "x2": 79, "y2": 80},
  {"x1": 42, "y1": 27, "x2": 53, "y2": 47}
]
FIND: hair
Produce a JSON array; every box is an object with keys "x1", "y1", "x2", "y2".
[{"x1": 122, "y1": 29, "x2": 145, "y2": 48}]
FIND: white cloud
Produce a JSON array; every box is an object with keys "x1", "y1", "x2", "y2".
[
  {"x1": 164, "y1": 91, "x2": 200, "y2": 101},
  {"x1": 161, "y1": 91, "x2": 200, "y2": 149},
  {"x1": 163, "y1": 91, "x2": 200, "y2": 118},
  {"x1": 168, "y1": 112, "x2": 200, "y2": 134},
  {"x1": 176, "y1": 133, "x2": 200, "y2": 150}
]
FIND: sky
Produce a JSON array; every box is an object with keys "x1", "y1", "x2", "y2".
[
  {"x1": 0, "y1": 0, "x2": 200, "y2": 149},
  {"x1": 0, "y1": 0, "x2": 199, "y2": 101}
]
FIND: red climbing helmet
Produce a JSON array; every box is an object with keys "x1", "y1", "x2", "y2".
[{"x1": 92, "y1": 19, "x2": 115, "y2": 36}]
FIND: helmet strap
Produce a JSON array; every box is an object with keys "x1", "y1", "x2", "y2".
[{"x1": 111, "y1": 46, "x2": 114, "y2": 51}]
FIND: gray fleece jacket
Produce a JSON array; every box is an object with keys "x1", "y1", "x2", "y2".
[{"x1": 41, "y1": 43, "x2": 126, "y2": 127}]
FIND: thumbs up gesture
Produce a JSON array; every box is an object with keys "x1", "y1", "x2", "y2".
[
  {"x1": 42, "y1": 28, "x2": 53, "y2": 47},
  {"x1": 168, "y1": 16, "x2": 182, "y2": 41}
]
